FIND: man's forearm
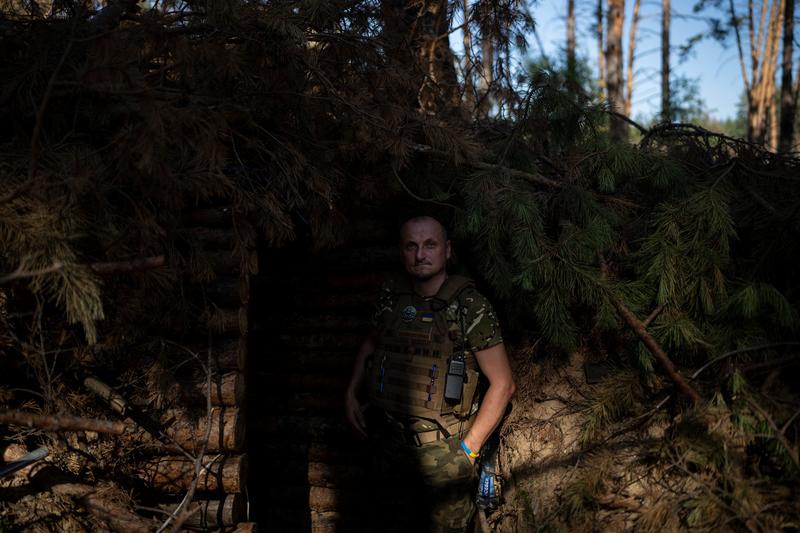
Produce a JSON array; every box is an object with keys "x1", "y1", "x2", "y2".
[{"x1": 462, "y1": 380, "x2": 515, "y2": 453}]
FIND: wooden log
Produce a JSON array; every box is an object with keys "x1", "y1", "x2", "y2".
[
  {"x1": 215, "y1": 523, "x2": 258, "y2": 533},
  {"x1": 187, "y1": 371, "x2": 246, "y2": 407},
  {"x1": 253, "y1": 371, "x2": 348, "y2": 392},
  {"x1": 269, "y1": 460, "x2": 375, "y2": 489},
  {"x1": 309, "y1": 486, "x2": 339, "y2": 512},
  {"x1": 160, "y1": 494, "x2": 244, "y2": 528},
  {"x1": 127, "y1": 407, "x2": 244, "y2": 453},
  {"x1": 264, "y1": 392, "x2": 344, "y2": 413},
  {"x1": 191, "y1": 227, "x2": 237, "y2": 249},
  {"x1": 164, "y1": 407, "x2": 244, "y2": 453},
  {"x1": 308, "y1": 246, "x2": 397, "y2": 272},
  {"x1": 207, "y1": 250, "x2": 241, "y2": 275},
  {"x1": 208, "y1": 306, "x2": 248, "y2": 337},
  {"x1": 205, "y1": 275, "x2": 244, "y2": 308},
  {"x1": 258, "y1": 441, "x2": 364, "y2": 464},
  {"x1": 279, "y1": 314, "x2": 369, "y2": 332},
  {"x1": 185, "y1": 338, "x2": 245, "y2": 372},
  {"x1": 271, "y1": 333, "x2": 363, "y2": 350},
  {"x1": 251, "y1": 287, "x2": 376, "y2": 312},
  {"x1": 186, "y1": 206, "x2": 233, "y2": 227},
  {"x1": 311, "y1": 511, "x2": 346, "y2": 533},
  {"x1": 265, "y1": 350, "x2": 352, "y2": 373},
  {"x1": 251, "y1": 415, "x2": 346, "y2": 442},
  {"x1": 252, "y1": 272, "x2": 386, "y2": 293},
  {"x1": 310, "y1": 509, "x2": 368, "y2": 533},
  {"x1": 341, "y1": 218, "x2": 394, "y2": 245},
  {"x1": 307, "y1": 461, "x2": 366, "y2": 488},
  {"x1": 89, "y1": 255, "x2": 166, "y2": 275},
  {"x1": 135, "y1": 454, "x2": 247, "y2": 494}
]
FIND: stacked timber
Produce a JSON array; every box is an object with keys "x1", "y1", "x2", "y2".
[
  {"x1": 129, "y1": 204, "x2": 255, "y2": 531},
  {"x1": 247, "y1": 215, "x2": 397, "y2": 531}
]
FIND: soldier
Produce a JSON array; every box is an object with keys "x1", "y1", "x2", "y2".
[{"x1": 345, "y1": 215, "x2": 516, "y2": 532}]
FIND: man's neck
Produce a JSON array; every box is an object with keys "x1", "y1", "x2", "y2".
[{"x1": 411, "y1": 272, "x2": 447, "y2": 298}]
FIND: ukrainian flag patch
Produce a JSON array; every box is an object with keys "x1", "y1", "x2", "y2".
[{"x1": 420, "y1": 312, "x2": 434, "y2": 323}]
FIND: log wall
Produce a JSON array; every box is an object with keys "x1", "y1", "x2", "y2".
[
  {"x1": 135, "y1": 204, "x2": 255, "y2": 531},
  {"x1": 247, "y1": 215, "x2": 396, "y2": 531}
]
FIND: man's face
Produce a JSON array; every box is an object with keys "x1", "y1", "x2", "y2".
[{"x1": 400, "y1": 218, "x2": 451, "y2": 281}]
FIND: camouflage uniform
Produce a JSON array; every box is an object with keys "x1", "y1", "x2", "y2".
[{"x1": 366, "y1": 277, "x2": 503, "y2": 533}]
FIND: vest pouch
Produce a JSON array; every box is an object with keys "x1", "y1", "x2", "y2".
[{"x1": 452, "y1": 368, "x2": 479, "y2": 417}]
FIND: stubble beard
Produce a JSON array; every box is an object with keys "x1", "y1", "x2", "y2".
[{"x1": 409, "y1": 263, "x2": 443, "y2": 282}]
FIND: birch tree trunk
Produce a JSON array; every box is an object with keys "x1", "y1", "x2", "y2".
[
  {"x1": 606, "y1": 0, "x2": 626, "y2": 141},
  {"x1": 778, "y1": 0, "x2": 796, "y2": 153},
  {"x1": 661, "y1": 0, "x2": 671, "y2": 122}
]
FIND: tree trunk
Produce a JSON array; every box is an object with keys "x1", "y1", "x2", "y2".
[
  {"x1": 661, "y1": 0, "x2": 671, "y2": 122},
  {"x1": 462, "y1": 0, "x2": 477, "y2": 113},
  {"x1": 567, "y1": 0, "x2": 577, "y2": 84},
  {"x1": 769, "y1": 88, "x2": 780, "y2": 149},
  {"x1": 625, "y1": 0, "x2": 642, "y2": 118},
  {"x1": 606, "y1": 0, "x2": 626, "y2": 141},
  {"x1": 749, "y1": 0, "x2": 784, "y2": 145},
  {"x1": 416, "y1": 0, "x2": 461, "y2": 114},
  {"x1": 779, "y1": 0, "x2": 796, "y2": 153},
  {"x1": 597, "y1": 0, "x2": 606, "y2": 92},
  {"x1": 478, "y1": 11, "x2": 495, "y2": 117}
]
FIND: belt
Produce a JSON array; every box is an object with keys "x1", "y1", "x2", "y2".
[{"x1": 414, "y1": 415, "x2": 474, "y2": 445}]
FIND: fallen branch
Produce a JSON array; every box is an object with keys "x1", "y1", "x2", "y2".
[
  {"x1": 0, "y1": 410, "x2": 125, "y2": 434},
  {"x1": 746, "y1": 398, "x2": 800, "y2": 469},
  {"x1": 89, "y1": 255, "x2": 166, "y2": 275},
  {"x1": 599, "y1": 258, "x2": 702, "y2": 404},
  {"x1": 1, "y1": 255, "x2": 165, "y2": 283},
  {"x1": 0, "y1": 262, "x2": 64, "y2": 284},
  {"x1": 690, "y1": 342, "x2": 800, "y2": 379},
  {"x1": 642, "y1": 304, "x2": 665, "y2": 328}
]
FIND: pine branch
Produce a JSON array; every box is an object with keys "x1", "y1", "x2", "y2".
[{"x1": 471, "y1": 162, "x2": 642, "y2": 210}]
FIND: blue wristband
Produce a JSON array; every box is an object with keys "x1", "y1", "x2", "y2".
[{"x1": 460, "y1": 440, "x2": 479, "y2": 458}]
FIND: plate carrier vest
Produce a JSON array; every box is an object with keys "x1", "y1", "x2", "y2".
[{"x1": 368, "y1": 275, "x2": 480, "y2": 431}]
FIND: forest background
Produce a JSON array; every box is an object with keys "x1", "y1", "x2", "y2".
[{"x1": 1, "y1": 0, "x2": 799, "y2": 531}]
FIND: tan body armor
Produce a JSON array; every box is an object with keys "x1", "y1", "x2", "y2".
[{"x1": 368, "y1": 275, "x2": 480, "y2": 432}]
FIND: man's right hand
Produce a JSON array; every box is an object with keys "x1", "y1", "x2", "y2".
[{"x1": 345, "y1": 392, "x2": 368, "y2": 438}]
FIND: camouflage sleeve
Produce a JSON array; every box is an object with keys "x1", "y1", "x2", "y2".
[
  {"x1": 371, "y1": 280, "x2": 395, "y2": 330},
  {"x1": 459, "y1": 288, "x2": 503, "y2": 353}
]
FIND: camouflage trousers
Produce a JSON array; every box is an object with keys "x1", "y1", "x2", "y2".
[{"x1": 364, "y1": 411, "x2": 478, "y2": 533}]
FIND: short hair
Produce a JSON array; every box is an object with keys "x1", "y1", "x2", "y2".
[{"x1": 399, "y1": 215, "x2": 449, "y2": 243}]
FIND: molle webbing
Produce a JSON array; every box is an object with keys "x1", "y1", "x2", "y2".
[{"x1": 369, "y1": 275, "x2": 476, "y2": 425}]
